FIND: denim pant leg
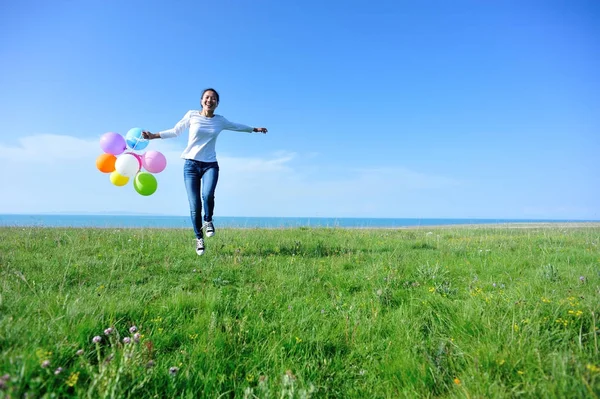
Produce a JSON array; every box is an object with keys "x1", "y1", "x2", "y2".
[
  {"x1": 183, "y1": 160, "x2": 204, "y2": 239},
  {"x1": 201, "y1": 163, "x2": 219, "y2": 222}
]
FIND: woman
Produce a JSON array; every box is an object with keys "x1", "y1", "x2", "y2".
[{"x1": 142, "y1": 88, "x2": 268, "y2": 255}]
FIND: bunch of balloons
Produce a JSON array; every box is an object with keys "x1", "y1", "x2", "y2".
[{"x1": 96, "y1": 128, "x2": 167, "y2": 196}]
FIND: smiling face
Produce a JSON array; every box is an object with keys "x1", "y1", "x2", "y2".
[{"x1": 201, "y1": 90, "x2": 219, "y2": 112}]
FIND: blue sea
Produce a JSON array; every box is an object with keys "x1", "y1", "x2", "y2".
[{"x1": 0, "y1": 214, "x2": 595, "y2": 229}]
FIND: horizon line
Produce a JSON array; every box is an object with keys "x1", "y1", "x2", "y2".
[{"x1": 0, "y1": 213, "x2": 598, "y2": 222}]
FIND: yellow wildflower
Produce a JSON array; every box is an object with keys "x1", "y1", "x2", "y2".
[
  {"x1": 555, "y1": 318, "x2": 568, "y2": 327},
  {"x1": 35, "y1": 349, "x2": 52, "y2": 360},
  {"x1": 586, "y1": 364, "x2": 600, "y2": 373},
  {"x1": 66, "y1": 372, "x2": 79, "y2": 387}
]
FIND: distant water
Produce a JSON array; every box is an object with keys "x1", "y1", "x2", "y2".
[{"x1": 0, "y1": 214, "x2": 594, "y2": 229}]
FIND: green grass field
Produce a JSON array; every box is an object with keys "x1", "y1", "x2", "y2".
[{"x1": 0, "y1": 225, "x2": 599, "y2": 398}]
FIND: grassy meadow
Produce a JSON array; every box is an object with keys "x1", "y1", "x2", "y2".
[{"x1": 0, "y1": 225, "x2": 599, "y2": 398}]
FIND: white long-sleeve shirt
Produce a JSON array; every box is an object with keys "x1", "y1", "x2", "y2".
[{"x1": 159, "y1": 110, "x2": 253, "y2": 162}]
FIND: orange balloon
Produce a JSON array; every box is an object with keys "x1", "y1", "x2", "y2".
[{"x1": 96, "y1": 153, "x2": 117, "y2": 173}]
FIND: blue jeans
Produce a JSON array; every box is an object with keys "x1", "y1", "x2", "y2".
[{"x1": 183, "y1": 159, "x2": 219, "y2": 239}]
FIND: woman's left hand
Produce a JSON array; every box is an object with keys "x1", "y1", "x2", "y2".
[{"x1": 253, "y1": 127, "x2": 268, "y2": 134}]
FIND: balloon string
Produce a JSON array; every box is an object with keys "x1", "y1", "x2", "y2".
[{"x1": 132, "y1": 135, "x2": 147, "y2": 152}]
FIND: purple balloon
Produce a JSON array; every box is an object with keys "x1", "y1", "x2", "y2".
[{"x1": 100, "y1": 132, "x2": 126, "y2": 155}]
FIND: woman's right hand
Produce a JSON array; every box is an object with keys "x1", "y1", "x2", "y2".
[{"x1": 142, "y1": 131, "x2": 159, "y2": 140}]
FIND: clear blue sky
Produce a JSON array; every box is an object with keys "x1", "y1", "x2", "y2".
[{"x1": 1, "y1": 0, "x2": 598, "y2": 219}]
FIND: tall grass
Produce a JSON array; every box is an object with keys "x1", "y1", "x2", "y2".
[{"x1": 0, "y1": 226, "x2": 599, "y2": 398}]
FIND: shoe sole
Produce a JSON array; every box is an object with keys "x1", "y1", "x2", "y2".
[{"x1": 196, "y1": 249, "x2": 205, "y2": 256}]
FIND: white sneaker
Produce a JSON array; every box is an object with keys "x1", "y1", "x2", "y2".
[
  {"x1": 196, "y1": 238, "x2": 205, "y2": 256},
  {"x1": 204, "y1": 221, "x2": 215, "y2": 237}
]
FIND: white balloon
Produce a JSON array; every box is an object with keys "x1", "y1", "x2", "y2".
[{"x1": 115, "y1": 154, "x2": 140, "y2": 177}]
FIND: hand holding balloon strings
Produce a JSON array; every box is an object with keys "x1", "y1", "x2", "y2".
[{"x1": 142, "y1": 131, "x2": 160, "y2": 140}]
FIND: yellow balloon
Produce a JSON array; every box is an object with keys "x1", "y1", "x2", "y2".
[{"x1": 110, "y1": 171, "x2": 129, "y2": 186}]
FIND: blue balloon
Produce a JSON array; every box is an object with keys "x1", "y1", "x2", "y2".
[{"x1": 125, "y1": 127, "x2": 149, "y2": 151}]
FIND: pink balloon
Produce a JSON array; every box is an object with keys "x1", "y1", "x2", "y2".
[{"x1": 142, "y1": 151, "x2": 167, "y2": 173}]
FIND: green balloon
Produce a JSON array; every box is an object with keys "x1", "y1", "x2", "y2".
[{"x1": 134, "y1": 172, "x2": 158, "y2": 196}]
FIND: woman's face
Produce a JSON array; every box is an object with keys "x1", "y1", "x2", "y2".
[{"x1": 201, "y1": 91, "x2": 219, "y2": 111}]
